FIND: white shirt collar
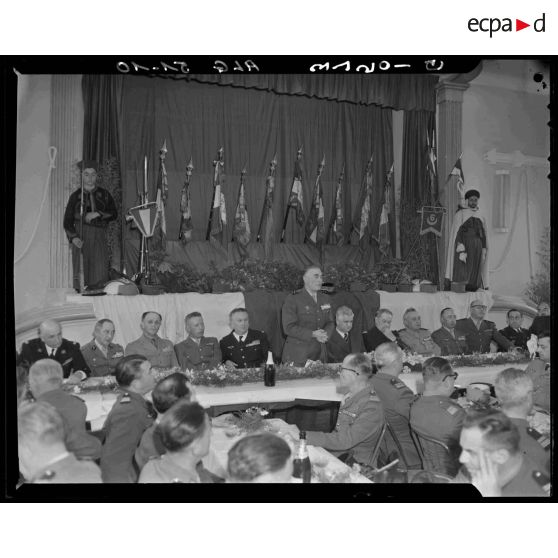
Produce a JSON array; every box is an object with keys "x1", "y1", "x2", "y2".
[
  {"x1": 234, "y1": 332, "x2": 248, "y2": 342},
  {"x1": 336, "y1": 328, "x2": 349, "y2": 339}
]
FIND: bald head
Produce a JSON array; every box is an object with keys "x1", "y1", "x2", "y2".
[
  {"x1": 38, "y1": 320, "x2": 62, "y2": 349},
  {"x1": 374, "y1": 342, "x2": 403, "y2": 376}
]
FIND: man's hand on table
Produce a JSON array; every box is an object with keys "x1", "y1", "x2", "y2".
[
  {"x1": 66, "y1": 371, "x2": 86, "y2": 385},
  {"x1": 224, "y1": 360, "x2": 238, "y2": 370}
]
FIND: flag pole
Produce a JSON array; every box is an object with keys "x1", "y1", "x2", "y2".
[
  {"x1": 256, "y1": 154, "x2": 277, "y2": 242},
  {"x1": 206, "y1": 147, "x2": 223, "y2": 241},
  {"x1": 231, "y1": 165, "x2": 247, "y2": 242},
  {"x1": 78, "y1": 164, "x2": 86, "y2": 292},
  {"x1": 280, "y1": 146, "x2": 302, "y2": 243}
]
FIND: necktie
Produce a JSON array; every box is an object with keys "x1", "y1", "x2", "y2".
[
  {"x1": 239, "y1": 336, "x2": 244, "y2": 344},
  {"x1": 343, "y1": 333, "x2": 349, "y2": 342},
  {"x1": 151, "y1": 338, "x2": 158, "y2": 348},
  {"x1": 50, "y1": 348, "x2": 56, "y2": 357}
]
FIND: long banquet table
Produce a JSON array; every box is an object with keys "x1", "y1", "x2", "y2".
[{"x1": 80, "y1": 363, "x2": 514, "y2": 431}]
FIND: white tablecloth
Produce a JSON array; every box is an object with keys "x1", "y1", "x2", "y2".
[
  {"x1": 82, "y1": 363, "x2": 511, "y2": 430},
  {"x1": 377, "y1": 290, "x2": 493, "y2": 331}
]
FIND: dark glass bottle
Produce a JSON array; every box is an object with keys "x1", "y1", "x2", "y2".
[
  {"x1": 292, "y1": 431, "x2": 312, "y2": 483},
  {"x1": 264, "y1": 351, "x2": 276, "y2": 387}
]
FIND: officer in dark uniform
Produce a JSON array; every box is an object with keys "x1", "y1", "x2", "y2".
[
  {"x1": 100, "y1": 354, "x2": 156, "y2": 483},
  {"x1": 371, "y1": 342, "x2": 421, "y2": 469},
  {"x1": 18, "y1": 401, "x2": 102, "y2": 484},
  {"x1": 63, "y1": 160, "x2": 117, "y2": 291},
  {"x1": 494, "y1": 367, "x2": 550, "y2": 474},
  {"x1": 431, "y1": 307, "x2": 470, "y2": 355},
  {"x1": 17, "y1": 319, "x2": 90, "y2": 382},
  {"x1": 284, "y1": 353, "x2": 385, "y2": 467},
  {"x1": 281, "y1": 266, "x2": 334, "y2": 366},
  {"x1": 174, "y1": 312, "x2": 222, "y2": 370},
  {"x1": 410, "y1": 357, "x2": 466, "y2": 475},
  {"x1": 220, "y1": 308, "x2": 270, "y2": 369},
  {"x1": 456, "y1": 300, "x2": 513, "y2": 353},
  {"x1": 457, "y1": 409, "x2": 549, "y2": 496},
  {"x1": 499, "y1": 309, "x2": 530, "y2": 351},
  {"x1": 81, "y1": 319, "x2": 124, "y2": 376}
]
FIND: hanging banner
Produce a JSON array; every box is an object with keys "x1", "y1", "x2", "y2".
[{"x1": 419, "y1": 206, "x2": 445, "y2": 236}]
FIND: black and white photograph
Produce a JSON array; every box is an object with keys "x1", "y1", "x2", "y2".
[{"x1": 7, "y1": 54, "x2": 552, "y2": 499}]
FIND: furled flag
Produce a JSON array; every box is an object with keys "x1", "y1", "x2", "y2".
[
  {"x1": 426, "y1": 130, "x2": 438, "y2": 193},
  {"x1": 289, "y1": 147, "x2": 305, "y2": 225},
  {"x1": 178, "y1": 158, "x2": 194, "y2": 243},
  {"x1": 375, "y1": 163, "x2": 393, "y2": 257},
  {"x1": 154, "y1": 140, "x2": 169, "y2": 248},
  {"x1": 419, "y1": 206, "x2": 444, "y2": 236},
  {"x1": 329, "y1": 164, "x2": 345, "y2": 246},
  {"x1": 209, "y1": 147, "x2": 227, "y2": 247},
  {"x1": 352, "y1": 155, "x2": 374, "y2": 250},
  {"x1": 233, "y1": 167, "x2": 251, "y2": 258},
  {"x1": 447, "y1": 153, "x2": 465, "y2": 193},
  {"x1": 258, "y1": 154, "x2": 277, "y2": 259},
  {"x1": 305, "y1": 156, "x2": 326, "y2": 247}
]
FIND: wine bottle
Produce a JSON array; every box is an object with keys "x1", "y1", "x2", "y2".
[
  {"x1": 264, "y1": 351, "x2": 276, "y2": 387},
  {"x1": 292, "y1": 431, "x2": 312, "y2": 483}
]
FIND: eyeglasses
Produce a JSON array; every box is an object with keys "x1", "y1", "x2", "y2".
[
  {"x1": 442, "y1": 373, "x2": 459, "y2": 382},
  {"x1": 340, "y1": 367, "x2": 361, "y2": 376},
  {"x1": 471, "y1": 305, "x2": 487, "y2": 310}
]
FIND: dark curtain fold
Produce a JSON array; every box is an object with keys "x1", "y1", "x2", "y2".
[
  {"x1": 120, "y1": 75, "x2": 394, "y2": 257},
  {"x1": 400, "y1": 110, "x2": 438, "y2": 282},
  {"x1": 180, "y1": 74, "x2": 438, "y2": 112}
]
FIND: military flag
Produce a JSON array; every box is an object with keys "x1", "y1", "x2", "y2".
[
  {"x1": 233, "y1": 167, "x2": 251, "y2": 258},
  {"x1": 375, "y1": 163, "x2": 393, "y2": 257},
  {"x1": 178, "y1": 158, "x2": 194, "y2": 243},
  {"x1": 329, "y1": 164, "x2": 345, "y2": 246},
  {"x1": 257, "y1": 154, "x2": 278, "y2": 259},
  {"x1": 419, "y1": 206, "x2": 444, "y2": 236},
  {"x1": 154, "y1": 140, "x2": 168, "y2": 248},
  {"x1": 305, "y1": 156, "x2": 326, "y2": 247},
  {"x1": 352, "y1": 155, "x2": 374, "y2": 250},
  {"x1": 208, "y1": 147, "x2": 227, "y2": 247}
]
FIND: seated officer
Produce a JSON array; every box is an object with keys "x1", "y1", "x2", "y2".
[
  {"x1": 227, "y1": 433, "x2": 293, "y2": 483},
  {"x1": 18, "y1": 319, "x2": 89, "y2": 383},
  {"x1": 456, "y1": 300, "x2": 513, "y2": 353},
  {"x1": 499, "y1": 309, "x2": 530, "y2": 352},
  {"x1": 28, "y1": 359, "x2": 101, "y2": 461},
  {"x1": 397, "y1": 308, "x2": 441, "y2": 356},
  {"x1": 100, "y1": 355, "x2": 156, "y2": 483},
  {"x1": 326, "y1": 306, "x2": 362, "y2": 363},
  {"x1": 284, "y1": 353, "x2": 385, "y2": 467},
  {"x1": 18, "y1": 402, "x2": 102, "y2": 483},
  {"x1": 80, "y1": 319, "x2": 124, "y2": 376},
  {"x1": 410, "y1": 357, "x2": 466, "y2": 475},
  {"x1": 135, "y1": 372, "x2": 193, "y2": 470},
  {"x1": 494, "y1": 368, "x2": 549, "y2": 474},
  {"x1": 456, "y1": 409, "x2": 549, "y2": 497},
  {"x1": 175, "y1": 312, "x2": 222, "y2": 370},
  {"x1": 431, "y1": 308, "x2": 470, "y2": 355},
  {"x1": 371, "y1": 342, "x2": 421, "y2": 469},
  {"x1": 220, "y1": 308, "x2": 270, "y2": 369},
  {"x1": 125, "y1": 311, "x2": 179, "y2": 368}
]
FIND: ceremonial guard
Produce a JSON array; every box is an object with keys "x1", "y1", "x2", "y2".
[
  {"x1": 281, "y1": 266, "x2": 334, "y2": 366},
  {"x1": 63, "y1": 160, "x2": 117, "y2": 291},
  {"x1": 81, "y1": 319, "x2": 124, "y2": 376}
]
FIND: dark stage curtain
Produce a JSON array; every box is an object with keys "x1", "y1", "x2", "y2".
[
  {"x1": 120, "y1": 75, "x2": 394, "y2": 256},
  {"x1": 400, "y1": 110, "x2": 438, "y2": 282}
]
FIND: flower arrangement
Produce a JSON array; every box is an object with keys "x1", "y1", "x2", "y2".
[{"x1": 229, "y1": 406, "x2": 271, "y2": 434}]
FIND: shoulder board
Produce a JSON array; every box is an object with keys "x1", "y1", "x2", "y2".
[
  {"x1": 532, "y1": 471, "x2": 551, "y2": 494},
  {"x1": 445, "y1": 405, "x2": 459, "y2": 416},
  {"x1": 369, "y1": 391, "x2": 380, "y2": 402},
  {"x1": 527, "y1": 427, "x2": 551, "y2": 449},
  {"x1": 390, "y1": 378, "x2": 406, "y2": 389},
  {"x1": 292, "y1": 289, "x2": 302, "y2": 295},
  {"x1": 70, "y1": 394, "x2": 85, "y2": 403},
  {"x1": 119, "y1": 393, "x2": 131, "y2": 404}
]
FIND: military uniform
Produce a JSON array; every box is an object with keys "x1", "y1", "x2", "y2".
[
  {"x1": 174, "y1": 336, "x2": 222, "y2": 370},
  {"x1": 220, "y1": 329, "x2": 270, "y2": 368},
  {"x1": 371, "y1": 372, "x2": 421, "y2": 468},
  {"x1": 37, "y1": 389, "x2": 101, "y2": 460},
  {"x1": 509, "y1": 417, "x2": 550, "y2": 474},
  {"x1": 100, "y1": 390, "x2": 155, "y2": 483},
  {"x1": 397, "y1": 328, "x2": 441, "y2": 356},
  {"x1": 498, "y1": 326, "x2": 530, "y2": 352},
  {"x1": 30, "y1": 452, "x2": 102, "y2": 484},
  {"x1": 501, "y1": 455, "x2": 550, "y2": 497},
  {"x1": 431, "y1": 327, "x2": 470, "y2": 356},
  {"x1": 81, "y1": 339, "x2": 124, "y2": 376},
  {"x1": 306, "y1": 386, "x2": 384, "y2": 466},
  {"x1": 17, "y1": 338, "x2": 90, "y2": 378},
  {"x1": 63, "y1": 185, "x2": 117, "y2": 290},
  {"x1": 410, "y1": 394, "x2": 466, "y2": 475},
  {"x1": 138, "y1": 455, "x2": 215, "y2": 483},
  {"x1": 134, "y1": 423, "x2": 166, "y2": 471},
  {"x1": 456, "y1": 318, "x2": 512, "y2": 353},
  {"x1": 525, "y1": 359, "x2": 550, "y2": 412},
  {"x1": 281, "y1": 289, "x2": 334, "y2": 366},
  {"x1": 125, "y1": 334, "x2": 179, "y2": 368}
]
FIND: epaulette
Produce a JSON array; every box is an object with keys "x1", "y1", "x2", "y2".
[
  {"x1": 70, "y1": 394, "x2": 85, "y2": 403},
  {"x1": 532, "y1": 470, "x2": 551, "y2": 495},
  {"x1": 390, "y1": 378, "x2": 406, "y2": 389},
  {"x1": 292, "y1": 288, "x2": 302, "y2": 295},
  {"x1": 119, "y1": 392, "x2": 131, "y2": 404},
  {"x1": 369, "y1": 390, "x2": 380, "y2": 402},
  {"x1": 527, "y1": 427, "x2": 551, "y2": 450}
]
